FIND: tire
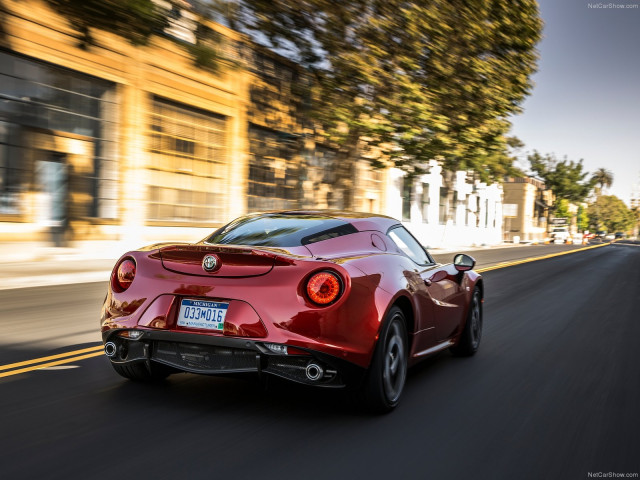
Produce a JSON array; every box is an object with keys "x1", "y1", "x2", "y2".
[
  {"x1": 111, "y1": 361, "x2": 171, "y2": 381},
  {"x1": 360, "y1": 306, "x2": 408, "y2": 413},
  {"x1": 450, "y1": 287, "x2": 482, "y2": 357}
]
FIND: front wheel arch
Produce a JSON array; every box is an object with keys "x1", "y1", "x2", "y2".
[{"x1": 450, "y1": 286, "x2": 482, "y2": 357}]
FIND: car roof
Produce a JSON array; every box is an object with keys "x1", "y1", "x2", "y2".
[{"x1": 259, "y1": 210, "x2": 400, "y2": 233}]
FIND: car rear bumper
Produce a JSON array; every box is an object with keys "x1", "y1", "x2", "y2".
[{"x1": 103, "y1": 329, "x2": 365, "y2": 388}]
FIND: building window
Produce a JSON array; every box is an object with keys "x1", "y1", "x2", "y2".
[
  {"x1": 452, "y1": 191, "x2": 459, "y2": 224},
  {"x1": 439, "y1": 187, "x2": 448, "y2": 224},
  {"x1": 464, "y1": 194, "x2": 470, "y2": 226},
  {"x1": 247, "y1": 125, "x2": 299, "y2": 212},
  {"x1": 421, "y1": 183, "x2": 430, "y2": 223},
  {"x1": 0, "y1": 51, "x2": 118, "y2": 218},
  {"x1": 485, "y1": 198, "x2": 489, "y2": 227},
  {"x1": 312, "y1": 146, "x2": 337, "y2": 184},
  {"x1": 402, "y1": 177, "x2": 412, "y2": 221},
  {"x1": 147, "y1": 97, "x2": 227, "y2": 223},
  {"x1": 356, "y1": 161, "x2": 384, "y2": 213},
  {"x1": 0, "y1": 124, "x2": 24, "y2": 215}
]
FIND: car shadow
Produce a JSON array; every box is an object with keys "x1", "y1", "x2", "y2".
[{"x1": 103, "y1": 349, "x2": 462, "y2": 419}]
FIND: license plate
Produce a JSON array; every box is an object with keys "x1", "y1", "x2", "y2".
[{"x1": 177, "y1": 299, "x2": 228, "y2": 331}]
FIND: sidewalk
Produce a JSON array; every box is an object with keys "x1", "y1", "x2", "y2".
[{"x1": 0, "y1": 241, "x2": 124, "y2": 291}]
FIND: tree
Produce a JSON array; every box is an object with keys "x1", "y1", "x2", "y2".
[
  {"x1": 528, "y1": 151, "x2": 594, "y2": 205},
  {"x1": 587, "y1": 196, "x2": 634, "y2": 233},
  {"x1": 630, "y1": 206, "x2": 640, "y2": 237},
  {"x1": 553, "y1": 198, "x2": 570, "y2": 220},
  {"x1": 577, "y1": 205, "x2": 589, "y2": 232},
  {"x1": 44, "y1": 0, "x2": 167, "y2": 46},
  {"x1": 214, "y1": 0, "x2": 542, "y2": 205},
  {"x1": 591, "y1": 167, "x2": 614, "y2": 196}
]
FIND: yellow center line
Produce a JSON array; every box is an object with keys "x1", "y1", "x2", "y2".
[
  {"x1": 0, "y1": 345, "x2": 103, "y2": 372},
  {"x1": 476, "y1": 242, "x2": 609, "y2": 273},
  {"x1": 0, "y1": 351, "x2": 104, "y2": 378}
]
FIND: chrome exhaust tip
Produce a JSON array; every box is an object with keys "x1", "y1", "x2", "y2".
[
  {"x1": 305, "y1": 363, "x2": 324, "y2": 381},
  {"x1": 104, "y1": 342, "x2": 117, "y2": 358}
]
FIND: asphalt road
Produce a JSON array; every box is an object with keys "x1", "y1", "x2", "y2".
[{"x1": 0, "y1": 242, "x2": 639, "y2": 479}]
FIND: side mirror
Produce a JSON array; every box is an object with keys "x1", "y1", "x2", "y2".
[{"x1": 453, "y1": 253, "x2": 476, "y2": 272}]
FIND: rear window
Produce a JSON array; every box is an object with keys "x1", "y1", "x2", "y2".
[{"x1": 203, "y1": 214, "x2": 358, "y2": 248}]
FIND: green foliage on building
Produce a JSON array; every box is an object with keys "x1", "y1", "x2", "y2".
[{"x1": 44, "y1": 0, "x2": 222, "y2": 71}]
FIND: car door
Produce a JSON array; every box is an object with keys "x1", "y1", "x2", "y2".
[
  {"x1": 420, "y1": 263, "x2": 465, "y2": 341},
  {"x1": 387, "y1": 226, "x2": 465, "y2": 343}
]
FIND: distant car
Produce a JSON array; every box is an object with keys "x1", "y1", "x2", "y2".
[
  {"x1": 100, "y1": 211, "x2": 484, "y2": 412},
  {"x1": 614, "y1": 232, "x2": 625, "y2": 239},
  {"x1": 596, "y1": 231, "x2": 607, "y2": 239}
]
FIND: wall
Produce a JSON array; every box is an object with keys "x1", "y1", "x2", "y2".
[{"x1": 385, "y1": 160, "x2": 504, "y2": 248}]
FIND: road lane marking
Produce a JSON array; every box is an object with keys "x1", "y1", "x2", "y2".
[
  {"x1": 476, "y1": 243, "x2": 609, "y2": 273},
  {"x1": 0, "y1": 351, "x2": 104, "y2": 378},
  {"x1": 0, "y1": 345, "x2": 103, "y2": 372}
]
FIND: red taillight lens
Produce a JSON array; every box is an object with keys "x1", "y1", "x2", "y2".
[
  {"x1": 306, "y1": 271, "x2": 342, "y2": 305},
  {"x1": 115, "y1": 258, "x2": 136, "y2": 291}
]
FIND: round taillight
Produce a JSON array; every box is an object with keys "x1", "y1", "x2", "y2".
[
  {"x1": 115, "y1": 258, "x2": 136, "y2": 291},
  {"x1": 306, "y1": 271, "x2": 342, "y2": 305}
]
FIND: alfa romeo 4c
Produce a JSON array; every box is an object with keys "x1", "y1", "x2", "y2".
[{"x1": 101, "y1": 211, "x2": 483, "y2": 412}]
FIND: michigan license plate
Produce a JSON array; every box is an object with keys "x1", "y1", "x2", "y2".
[{"x1": 177, "y1": 299, "x2": 228, "y2": 331}]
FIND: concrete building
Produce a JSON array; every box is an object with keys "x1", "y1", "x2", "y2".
[
  {"x1": 502, "y1": 177, "x2": 552, "y2": 243},
  {"x1": 385, "y1": 161, "x2": 504, "y2": 248}
]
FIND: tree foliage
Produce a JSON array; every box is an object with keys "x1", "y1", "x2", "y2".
[
  {"x1": 44, "y1": 0, "x2": 167, "y2": 46},
  {"x1": 214, "y1": 0, "x2": 542, "y2": 182},
  {"x1": 577, "y1": 205, "x2": 589, "y2": 232},
  {"x1": 553, "y1": 198, "x2": 570, "y2": 220},
  {"x1": 44, "y1": 0, "x2": 222, "y2": 71},
  {"x1": 591, "y1": 167, "x2": 614, "y2": 195},
  {"x1": 528, "y1": 151, "x2": 594, "y2": 206},
  {"x1": 587, "y1": 196, "x2": 634, "y2": 233}
]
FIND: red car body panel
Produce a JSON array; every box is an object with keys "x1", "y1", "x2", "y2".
[{"x1": 101, "y1": 211, "x2": 482, "y2": 385}]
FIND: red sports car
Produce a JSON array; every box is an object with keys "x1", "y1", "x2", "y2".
[{"x1": 101, "y1": 211, "x2": 483, "y2": 412}]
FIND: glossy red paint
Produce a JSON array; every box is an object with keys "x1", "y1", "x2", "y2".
[{"x1": 101, "y1": 210, "x2": 483, "y2": 401}]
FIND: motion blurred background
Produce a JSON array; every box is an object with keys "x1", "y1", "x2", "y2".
[{"x1": 0, "y1": 0, "x2": 637, "y2": 261}]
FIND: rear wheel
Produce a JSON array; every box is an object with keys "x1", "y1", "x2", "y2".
[
  {"x1": 111, "y1": 362, "x2": 172, "y2": 381},
  {"x1": 450, "y1": 287, "x2": 482, "y2": 357},
  {"x1": 360, "y1": 306, "x2": 408, "y2": 413}
]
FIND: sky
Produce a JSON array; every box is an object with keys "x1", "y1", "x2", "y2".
[{"x1": 509, "y1": 0, "x2": 640, "y2": 206}]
